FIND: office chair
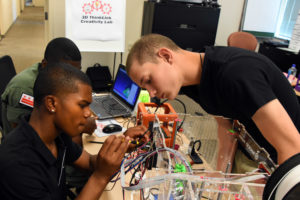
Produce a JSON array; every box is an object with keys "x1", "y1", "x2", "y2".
[
  {"x1": 0, "y1": 55, "x2": 16, "y2": 129},
  {"x1": 263, "y1": 153, "x2": 300, "y2": 199},
  {"x1": 227, "y1": 31, "x2": 258, "y2": 51}
]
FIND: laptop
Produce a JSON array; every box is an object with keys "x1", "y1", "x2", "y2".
[{"x1": 90, "y1": 64, "x2": 141, "y2": 120}]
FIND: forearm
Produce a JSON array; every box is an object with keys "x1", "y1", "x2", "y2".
[
  {"x1": 252, "y1": 99, "x2": 300, "y2": 164},
  {"x1": 75, "y1": 173, "x2": 109, "y2": 200},
  {"x1": 89, "y1": 154, "x2": 98, "y2": 171}
]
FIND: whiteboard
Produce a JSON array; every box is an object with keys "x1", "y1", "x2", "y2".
[
  {"x1": 65, "y1": 0, "x2": 126, "y2": 52},
  {"x1": 242, "y1": 0, "x2": 281, "y2": 33}
]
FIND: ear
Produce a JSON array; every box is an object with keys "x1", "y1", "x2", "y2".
[
  {"x1": 157, "y1": 48, "x2": 173, "y2": 65},
  {"x1": 41, "y1": 59, "x2": 47, "y2": 68},
  {"x1": 44, "y1": 95, "x2": 57, "y2": 113}
]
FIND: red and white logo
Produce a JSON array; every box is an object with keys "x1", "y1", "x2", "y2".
[
  {"x1": 19, "y1": 93, "x2": 34, "y2": 108},
  {"x1": 82, "y1": 3, "x2": 93, "y2": 15},
  {"x1": 92, "y1": 0, "x2": 102, "y2": 11},
  {"x1": 101, "y1": 3, "x2": 112, "y2": 15}
]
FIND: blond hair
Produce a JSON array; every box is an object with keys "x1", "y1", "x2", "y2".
[{"x1": 126, "y1": 34, "x2": 180, "y2": 73}]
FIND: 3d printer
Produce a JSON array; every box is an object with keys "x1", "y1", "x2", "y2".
[{"x1": 136, "y1": 102, "x2": 178, "y2": 148}]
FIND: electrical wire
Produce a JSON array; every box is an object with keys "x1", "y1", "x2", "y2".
[
  {"x1": 120, "y1": 52, "x2": 123, "y2": 64},
  {"x1": 118, "y1": 116, "x2": 193, "y2": 195},
  {"x1": 173, "y1": 98, "x2": 187, "y2": 131},
  {"x1": 113, "y1": 52, "x2": 116, "y2": 80}
]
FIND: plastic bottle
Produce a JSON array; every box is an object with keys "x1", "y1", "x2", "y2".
[{"x1": 287, "y1": 64, "x2": 297, "y2": 83}]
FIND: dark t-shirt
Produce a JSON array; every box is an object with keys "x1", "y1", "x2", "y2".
[
  {"x1": 182, "y1": 46, "x2": 300, "y2": 163},
  {"x1": 0, "y1": 116, "x2": 82, "y2": 200}
]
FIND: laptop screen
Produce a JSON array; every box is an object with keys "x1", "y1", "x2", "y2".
[{"x1": 112, "y1": 65, "x2": 140, "y2": 108}]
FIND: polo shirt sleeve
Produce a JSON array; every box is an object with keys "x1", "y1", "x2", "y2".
[
  {"x1": 61, "y1": 133, "x2": 83, "y2": 164},
  {"x1": 1, "y1": 162, "x2": 51, "y2": 200},
  {"x1": 219, "y1": 57, "x2": 276, "y2": 118},
  {"x1": 2, "y1": 86, "x2": 33, "y2": 124}
]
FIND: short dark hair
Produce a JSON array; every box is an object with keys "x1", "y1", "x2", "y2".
[
  {"x1": 126, "y1": 34, "x2": 180, "y2": 73},
  {"x1": 33, "y1": 62, "x2": 91, "y2": 107},
  {"x1": 44, "y1": 37, "x2": 81, "y2": 63}
]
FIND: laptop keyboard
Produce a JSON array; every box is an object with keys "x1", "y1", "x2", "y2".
[{"x1": 93, "y1": 95, "x2": 128, "y2": 116}]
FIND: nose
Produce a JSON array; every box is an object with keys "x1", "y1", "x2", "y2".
[
  {"x1": 145, "y1": 85, "x2": 157, "y2": 98},
  {"x1": 146, "y1": 87, "x2": 157, "y2": 98},
  {"x1": 84, "y1": 107, "x2": 92, "y2": 118}
]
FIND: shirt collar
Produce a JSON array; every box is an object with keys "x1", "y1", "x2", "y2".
[{"x1": 19, "y1": 115, "x2": 66, "y2": 166}]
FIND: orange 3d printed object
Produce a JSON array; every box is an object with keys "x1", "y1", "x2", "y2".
[{"x1": 136, "y1": 102, "x2": 178, "y2": 148}]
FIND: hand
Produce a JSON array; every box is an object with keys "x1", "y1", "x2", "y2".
[
  {"x1": 93, "y1": 135, "x2": 130, "y2": 182},
  {"x1": 82, "y1": 116, "x2": 97, "y2": 135},
  {"x1": 124, "y1": 126, "x2": 149, "y2": 152}
]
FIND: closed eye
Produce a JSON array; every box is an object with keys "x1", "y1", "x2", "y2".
[{"x1": 79, "y1": 101, "x2": 90, "y2": 108}]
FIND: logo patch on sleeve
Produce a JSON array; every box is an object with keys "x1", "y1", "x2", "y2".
[{"x1": 19, "y1": 93, "x2": 34, "y2": 108}]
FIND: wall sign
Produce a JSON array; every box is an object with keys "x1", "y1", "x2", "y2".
[{"x1": 66, "y1": 0, "x2": 126, "y2": 52}]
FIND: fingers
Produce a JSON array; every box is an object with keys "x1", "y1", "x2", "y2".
[
  {"x1": 104, "y1": 136, "x2": 129, "y2": 167},
  {"x1": 94, "y1": 135, "x2": 131, "y2": 181},
  {"x1": 101, "y1": 135, "x2": 130, "y2": 155},
  {"x1": 124, "y1": 125, "x2": 148, "y2": 139},
  {"x1": 83, "y1": 116, "x2": 97, "y2": 134},
  {"x1": 143, "y1": 131, "x2": 150, "y2": 141},
  {"x1": 110, "y1": 135, "x2": 129, "y2": 153},
  {"x1": 115, "y1": 136, "x2": 130, "y2": 160},
  {"x1": 99, "y1": 135, "x2": 116, "y2": 155}
]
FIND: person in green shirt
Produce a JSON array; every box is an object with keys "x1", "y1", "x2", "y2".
[
  {"x1": 1, "y1": 37, "x2": 96, "y2": 140},
  {"x1": 1, "y1": 37, "x2": 97, "y2": 196}
]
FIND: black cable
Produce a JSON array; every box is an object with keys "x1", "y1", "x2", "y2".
[
  {"x1": 153, "y1": 98, "x2": 186, "y2": 131},
  {"x1": 130, "y1": 126, "x2": 151, "y2": 145},
  {"x1": 173, "y1": 98, "x2": 187, "y2": 131},
  {"x1": 129, "y1": 165, "x2": 141, "y2": 186},
  {"x1": 113, "y1": 52, "x2": 116, "y2": 80},
  {"x1": 154, "y1": 99, "x2": 168, "y2": 113},
  {"x1": 200, "y1": 53, "x2": 203, "y2": 66},
  {"x1": 104, "y1": 176, "x2": 119, "y2": 191},
  {"x1": 120, "y1": 52, "x2": 123, "y2": 64}
]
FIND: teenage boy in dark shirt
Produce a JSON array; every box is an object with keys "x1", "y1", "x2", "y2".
[
  {"x1": 0, "y1": 63, "x2": 147, "y2": 199},
  {"x1": 126, "y1": 34, "x2": 300, "y2": 165}
]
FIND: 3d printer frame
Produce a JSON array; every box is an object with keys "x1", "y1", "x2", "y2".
[{"x1": 136, "y1": 102, "x2": 178, "y2": 148}]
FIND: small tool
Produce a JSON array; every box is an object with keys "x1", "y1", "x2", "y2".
[
  {"x1": 88, "y1": 141, "x2": 104, "y2": 144},
  {"x1": 130, "y1": 128, "x2": 150, "y2": 145}
]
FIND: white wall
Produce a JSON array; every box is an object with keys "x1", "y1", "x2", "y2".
[
  {"x1": 12, "y1": 0, "x2": 17, "y2": 21},
  {"x1": 215, "y1": 0, "x2": 245, "y2": 46},
  {"x1": 0, "y1": 0, "x2": 13, "y2": 35},
  {"x1": 46, "y1": 0, "x2": 244, "y2": 72},
  {"x1": 15, "y1": 0, "x2": 22, "y2": 17},
  {"x1": 0, "y1": 0, "x2": 20, "y2": 35},
  {"x1": 20, "y1": 0, "x2": 25, "y2": 11},
  {"x1": 0, "y1": 0, "x2": 23, "y2": 36}
]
